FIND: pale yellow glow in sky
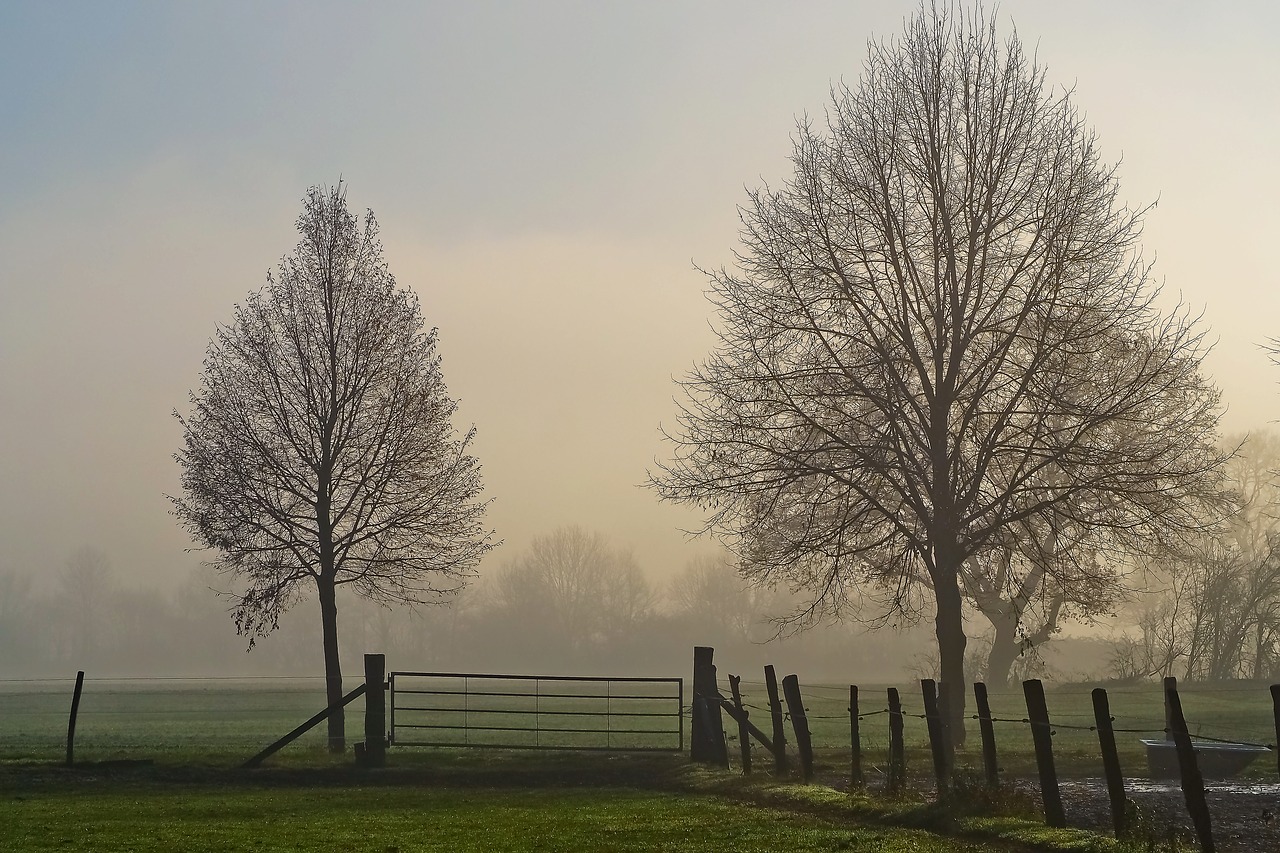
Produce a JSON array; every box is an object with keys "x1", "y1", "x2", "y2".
[{"x1": 0, "y1": 1, "x2": 1276, "y2": 592}]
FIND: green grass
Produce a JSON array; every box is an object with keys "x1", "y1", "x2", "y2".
[
  {"x1": 7, "y1": 678, "x2": 1277, "y2": 780},
  {"x1": 0, "y1": 677, "x2": 685, "y2": 764},
  {"x1": 7, "y1": 678, "x2": 1255, "y2": 851},
  {"x1": 751, "y1": 680, "x2": 1278, "y2": 780},
  {"x1": 0, "y1": 680, "x2": 341, "y2": 764},
  {"x1": 0, "y1": 773, "x2": 1033, "y2": 853}
]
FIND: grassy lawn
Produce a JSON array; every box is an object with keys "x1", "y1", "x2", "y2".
[
  {"x1": 2, "y1": 678, "x2": 1266, "y2": 852},
  {"x1": 5, "y1": 677, "x2": 1275, "y2": 779},
  {"x1": 774, "y1": 680, "x2": 1278, "y2": 781},
  {"x1": 1, "y1": 779, "x2": 1023, "y2": 853}
]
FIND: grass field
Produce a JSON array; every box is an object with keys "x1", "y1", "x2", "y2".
[
  {"x1": 0, "y1": 678, "x2": 344, "y2": 763},
  {"x1": 3, "y1": 676, "x2": 1276, "y2": 779},
  {"x1": 1, "y1": 674, "x2": 1271, "y2": 853},
  {"x1": 726, "y1": 679, "x2": 1279, "y2": 781},
  {"x1": 0, "y1": 779, "x2": 1036, "y2": 853},
  {"x1": 8, "y1": 676, "x2": 1231, "y2": 852}
]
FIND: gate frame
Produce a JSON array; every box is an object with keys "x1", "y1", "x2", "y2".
[{"x1": 388, "y1": 671, "x2": 684, "y2": 752}]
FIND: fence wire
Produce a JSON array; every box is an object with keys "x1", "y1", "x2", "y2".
[{"x1": 711, "y1": 672, "x2": 1280, "y2": 767}]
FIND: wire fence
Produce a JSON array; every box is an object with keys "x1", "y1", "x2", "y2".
[
  {"x1": 711, "y1": 674, "x2": 1280, "y2": 778},
  {"x1": 6, "y1": 670, "x2": 1280, "y2": 777},
  {"x1": 0, "y1": 676, "x2": 358, "y2": 761}
]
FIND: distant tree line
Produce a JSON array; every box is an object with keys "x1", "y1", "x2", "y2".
[
  {"x1": 20, "y1": 513, "x2": 1280, "y2": 687},
  {"x1": 1107, "y1": 432, "x2": 1280, "y2": 683},
  {"x1": 0, "y1": 530, "x2": 939, "y2": 683}
]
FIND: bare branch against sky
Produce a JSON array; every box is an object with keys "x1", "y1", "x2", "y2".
[{"x1": 0, "y1": 1, "x2": 1276, "y2": 597}]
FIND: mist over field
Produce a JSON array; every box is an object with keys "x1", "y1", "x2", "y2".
[{"x1": 1, "y1": 1, "x2": 1278, "y2": 685}]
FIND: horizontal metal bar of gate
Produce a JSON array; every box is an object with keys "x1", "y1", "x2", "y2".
[
  {"x1": 389, "y1": 671, "x2": 684, "y2": 752},
  {"x1": 396, "y1": 706, "x2": 675, "y2": 718}
]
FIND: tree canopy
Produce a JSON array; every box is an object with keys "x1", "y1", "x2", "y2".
[
  {"x1": 173, "y1": 183, "x2": 495, "y2": 749},
  {"x1": 653, "y1": 3, "x2": 1226, "y2": 743}
]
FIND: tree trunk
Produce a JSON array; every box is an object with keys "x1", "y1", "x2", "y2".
[
  {"x1": 933, "y1": 559, "x2": 968, "y2": 746},
  {"x1": 318, "y1": 576, "x2": 344, "y2": 752},
  {"x1": 985, "y1": 609, "x2": 1021, "y2": 689},
  {"x1": 1255, "y1": 621, "x2": 1268, "y2": 680},
  {"x1": 986, "y1": 592, "x2": 1063, "y2": 688}
]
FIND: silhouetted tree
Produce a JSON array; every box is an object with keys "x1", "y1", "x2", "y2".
[
  {"x1": 54, "y1": 547, "x2": 116, "y2": 668},
  {"x1": 653, "y1": 3, "x2": 1225, "y2": 739},
  {"x1": 1110, "y1": 432, "x2": 1280, "y2": 681},
  {"x1": 173, "y1": 183, "x2": 495, "y2": 750},
  {"x1": 0, "y1": 568, "x2": 35, "y2": 674},
  {"x1": 960, "y1": 513, "x2": 1122, "y2": 687},
  {"x1": 667, "y1": 553, "x2": 799, "y2": 645},
  {"x1": 488, "y1": 527, "x2": 657, "y2": 666}
]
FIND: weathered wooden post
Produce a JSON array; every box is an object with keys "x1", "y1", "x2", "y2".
[
  {"x1": 849, "y1": 685, "x2": 863, "y2": 788},
  {"x1": 729, "y1": 674, "x2": 751, "y2": 775},
  {"x1": 65, "y1": 671, "x2": 85, "y2": 767},
  {"x1": 1270, "y1": 684, "x2": 1280, "y2": 780},
  {"x1": 973, "y1": 682, "x2": 999, "y2": 788},
  {"x1": 1164, "y1": 675, "x2": 1177, "y2": 740},
  {"x1": 782, "y1": 674, "x2": 814, "y2": 782},
  {"x1": 921, "y1": 679, "x2": 950, "y2": 797},
  {"x1": 887, "y1": 687, "x2": 905, "y2": 794},
  {"x1": 1023, "y1": 679, "x2": 1065, "y2": 828},
  {"x1": 764, "y1": 665, "x2": 788, "y2": 775},
  {"x1": 692, "y1": 647, "x2": 728, "y2": 765},
  {"x1": 361, "y1": 653, "x2": 386, "y2": 767},
  {"x1": 1091, "y1": 687, "x2": 1127, "y2": 839},
  {"x1": 1166, "y1": 681, "x2": 1215, "y2": 853},
  {"x1": 937, "y1": 679, "x2": 955, "y2": 778}
]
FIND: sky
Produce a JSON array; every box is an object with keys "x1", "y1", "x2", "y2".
[{"x1": 1, "y1": 1, "x2": 1278, "y2": 595}]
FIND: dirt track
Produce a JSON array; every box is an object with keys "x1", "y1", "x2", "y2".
[{"x1": 1036, "y1": 779, "x2": 1280, "y2": 853}]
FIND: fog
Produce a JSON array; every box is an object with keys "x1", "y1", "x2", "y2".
[{"x1": 1, "y1": 2, "x2": 1277, "y2": 680}]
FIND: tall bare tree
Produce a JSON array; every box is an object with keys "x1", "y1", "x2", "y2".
[
  {"x1": 961, "y1": 513, "x2": 1123, "y2": 687},
  {"x1": 173, "y1": 183, "x2": 495, "y2": 750},
  {"x1": 652, "y1": 3, "x2": 1225, "y2": 739}
]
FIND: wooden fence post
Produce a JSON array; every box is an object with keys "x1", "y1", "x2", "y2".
[
  {"x1": 692, "y1": 647, "x2": 728, "y2": 767},
  {"x1": 1023, "y1": 679, "x2": 1065, "y2": 828},
  {"x1": 65, "y1": 671, "x2": 85, "y2": 767},
  {"x1": 887, "y1": 687, "x2": 905, "y2": 794},
  {"x1": 362, "y1": 654, "x2": 386, "y2": 768},
  {"x1": 781, "y1": 674, "x2": 814, "y2": 782},
  {"x1": 849, "y1": 685, "x2": 863, "y2": 788},
  {"x1": 1091, "y1": 687, "x2": 1127, "y2": 839},
  {"x1": 938, "y1": 679, "x2": 955, "y2": 779},
  {"x1": 1270, "y1": 684, "x2": 1280, "y2": 780},
  {"x1": 692, "y1": 647, "x2": 714, "y2": 762},
  {"x1": 729, "y1": 674, "x2": 751, "y2": 775},
  {"x1": 765, "y1": 665, "x2": 788, "y2": 775},
  {"x1": 921, "y1": 679, "x2": 950, "y2": 797},
  {"x1": 1167, "y1": 682, "x2": 1215, "y2": 853},
  {"x1": 973, "y1": 682, "x2": 999, "y2": 788}
]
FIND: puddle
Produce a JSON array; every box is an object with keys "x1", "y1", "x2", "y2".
[{"x1": 1060, "y1": 779, "x2": 1280, "y2": 796}]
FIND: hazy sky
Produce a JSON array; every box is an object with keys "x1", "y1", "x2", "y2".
[{"x1": 1, "y1": 1, "x2": 1277, "y2": 592}]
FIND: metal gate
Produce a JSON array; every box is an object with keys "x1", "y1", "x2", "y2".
[{"x1": 389, "y1": 672, "x2": 683, "y2": 752}]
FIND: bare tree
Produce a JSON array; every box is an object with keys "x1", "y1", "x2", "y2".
[
  {"x1": 0, "y1": 568, "x2": 35, "y2": 673},
  {"x1": 1110, "y1": 432, "x2": 1280, "y2": 681},
  {"x1": 652, "y1": 3, "x2": 1225, "y2": 739},
  {"x1": 488, "y1": 527, "x2": 658, "y2": 664},
  {"x1": 668, "y1": 553, "x2": 794, "y2": 645},
  {"x1": 961, "y1": 514, "x2": 1124, "y2": 687},
  {"x1": 54, "y1": 547, "x2": 116, "y2": 668},
  {"x1": 173, "y1": 183, "x2": 495, "y2": 750}
]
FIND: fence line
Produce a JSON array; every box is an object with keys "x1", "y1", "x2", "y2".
[{"x1": 707, "y1": 656, "x2": 1280, "y2": 852}]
